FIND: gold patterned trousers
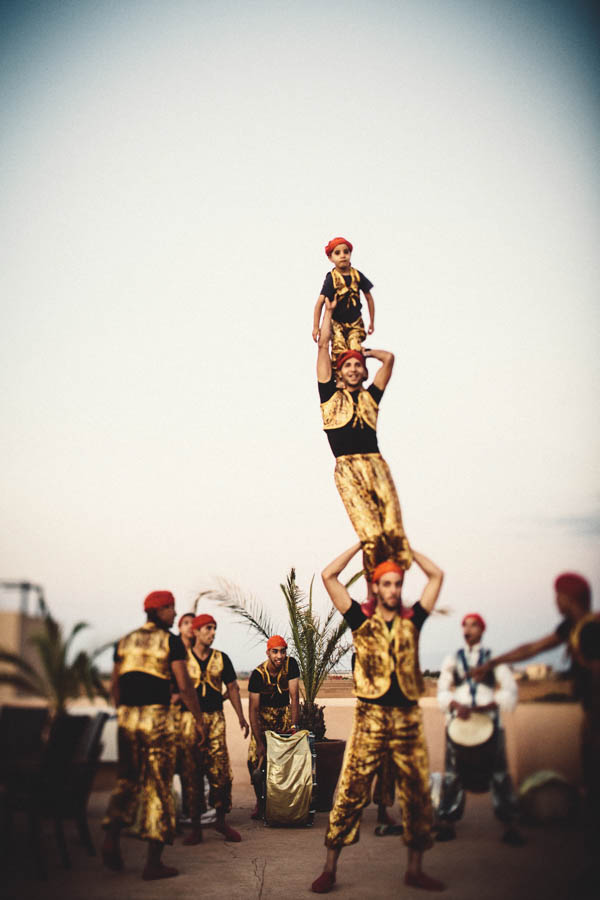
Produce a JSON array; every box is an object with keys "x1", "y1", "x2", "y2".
[
  {"x1": 326, "y1": 702, "x2": 433, "y2": 851},
  {"x1": 199, "y1": 710, "x2": 233, "y2": 812},
  {"x1": 102, "y1": 704, "x2": 176, "y2": 844},
  {"x1": 373, "y1": 752, "x2": 396, "y2": 807},
  {"x1": 248, "y1": 705, "x2": 291, "y2": 774},
  {"x1": 334, "y1": 453, "x2": 412, "y2": 579},
  {"x1": 173, "y1": 706, "x2": 205, "y2": 822},
  {"x1": 331, "y1": 316, "x2": 367, "y2": 371}
]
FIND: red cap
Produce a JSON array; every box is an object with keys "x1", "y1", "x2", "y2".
[
  {"x1": 267, "y1": 635, "x2": 287, "y2": 650},
  {"x1": 144, "y1": 591, "x2": 175, "y2": 612},
  {"x1": 325, "y1": 236, "x2": 353, "y2": 257},
  {"x1": 462, "y1": 613, "x2": 486, "y2": 631},
  {"x1": 192, "y1": 614, "x2": 217, "y2": 631},
  {"x1": 178, "y1": 612, "x2": 195, "y2": 629},
  {"x1": 554, "y1": 573, "x2": 591, "y2": 609},
  {"x1": 372, "y1": 561, "x2": 405, "y2": 584},
  {"x1": 336, "y1": 349, "x2": 366, "y2": 371}
]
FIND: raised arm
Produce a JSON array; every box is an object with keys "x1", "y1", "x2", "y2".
[
  {"x1": 321, "y1": 542, "x2": 362, "y2": 614},
  {"x1": 317, "y1": 302, "x2": 334, "y2": 383},
  {"x1": 412, "y1": 549, "x2": 444, "y2": 614},
  {"x1": 473, "y1": 632, "x2": 562, "y2": 680},
  {"x1": 363, "y1": 347, "x2": 394, "y2": 391}
]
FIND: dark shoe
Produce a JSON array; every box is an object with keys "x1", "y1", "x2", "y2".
[
  {"x1": 142, "y1": 863, "x2": 179, "y2": 881},
  {"x1": 502, "y1": 826, "x2": 526, "y2": 846},
  {"x1": 405, "y1": 871, "x2": 446, "y2": 892},
  {"x1": 311, "y1": 871, "x2": 336, "y2": 893},
  {"x1": 435, "y1": 823, "x2": 456, "y2": 842},
  {"x1": 250, "y1": 804, "x2": 261, "y2": 820},
  {"x1": 375, "y1": 823, "x2": 404, "y2": 836}
]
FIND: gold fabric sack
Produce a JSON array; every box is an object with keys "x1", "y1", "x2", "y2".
[{"x1": 264, "y1": 730, "x2": 313, "y2": 826}]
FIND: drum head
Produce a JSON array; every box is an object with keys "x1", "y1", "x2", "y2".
[{"x1": 447, "y1": 712, "x2": 494, "y2": 747}]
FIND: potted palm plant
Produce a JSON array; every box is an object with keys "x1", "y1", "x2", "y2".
[{"x1": 201, "y1": 567, "x2": 360, "y2": 810}]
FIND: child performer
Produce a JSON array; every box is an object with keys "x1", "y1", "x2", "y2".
[{"x1": 312, "y1": 237, "x2": 375, "y2": 372}]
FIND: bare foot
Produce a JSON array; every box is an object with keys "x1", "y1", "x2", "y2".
[{"x1": 404, "y1": 871, "x2": 446, "y2": 891}]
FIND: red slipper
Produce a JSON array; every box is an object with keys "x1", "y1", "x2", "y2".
[
  {"x1": 311, "y1": 871, "x2": 336, "y2": 893},
  {"x1": 404, "y1": 871, "x2": 446, "y2": 892},
  {"x1": 142, "y1": 863, "x2": 179, "y2": 881},
  {"x1": 216, "y1": 824, "x2": 242, "y2": 842}
]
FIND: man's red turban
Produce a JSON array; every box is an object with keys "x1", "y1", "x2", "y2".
[
  {"x1": 325, "y1": 236, "x2": 353, "y2": 257},
  {"x1": 267, "y1": 635, "x2": 287, "y2": 650},
  {"x1": 336, "y1": 349, "x2": 366, "y2": 371},
  {"x1": 192, "y1": 614, "x2": 217, "y2": 631},
  {"x1": 554, "y1": 573, "x2": 591, "y2": 610},
  {"x1": 462, "y1": 613, "x2": 486, "y2": 631},
  {"x1": 144, "y1": 591, "x2": 175, "y2": 611},
  {"x1": 372, "y1": 561, "x2": 404, "y2": 584}
]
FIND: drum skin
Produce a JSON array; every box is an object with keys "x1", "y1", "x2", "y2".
[{"x1": 447, "y1": 712, "x2": 496, "y2": 794}]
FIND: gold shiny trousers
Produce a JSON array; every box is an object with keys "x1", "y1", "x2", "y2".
[
  {"x1": 331, "y1": 316, "x2": 366, "y2": 370},
  {"x1": 173, "y1": 706, "x2": 205, "y2": 822},
  {"x1": 248, "y1": 705, "x2": 292, "y2": 773},
  {"x1": 102, "y1": 705, "x2": 176, "y2": 844},
  {"x1": 334, "y1": 453, "x2": 412, "y2": 578},
  {"x1": 199, "y1": 710, "x2": 233, "y2": 812},
  {"x1": 373, "y1": 752, "x2": 396, "y2": 807},
  {"x1": 326, "y1": 702, "x2": 433, "y2": 851}
]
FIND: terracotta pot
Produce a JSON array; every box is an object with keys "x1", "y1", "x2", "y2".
[{"x1": 314, "y1": 739, "x2": 346, "y2": 812}]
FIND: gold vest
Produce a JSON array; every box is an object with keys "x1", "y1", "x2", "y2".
[
  {"x1": 331, "y1": 266, "x2": 361, "y2": 311},
  {"x1": 256, "y1": 657, "x2": 290, "y2": 697},
  {"x1": 320, "y1": 387, "x2": 379, "y2": 432},
  {"x1": 185, "y1": 647, "x2": 202, "y2": 688},
  {"x1": 117, "y1": 622, "x2": 172, "y2": 681},
  {"x1": 352, "y1": 611, "x2": 424, "y2": 701},
  {"x1": 196, "y1": 649, "x2": 224, "y2": 697},
  {"x1": 568, "y1": 613, "x2": 600, "y2": 670}
]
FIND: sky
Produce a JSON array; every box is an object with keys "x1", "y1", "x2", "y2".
[{"x1": 1, "y1": 0, "x2": 599, "y2": 675}]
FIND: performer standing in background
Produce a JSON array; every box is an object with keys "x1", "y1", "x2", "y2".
[
  {"x1": 171, "y1": 611, "x2": 205, "y2": 840},
  {"x1": 313, "y1": 237, "x2": 375, "y2": 373},
  {"x1": 473, "y1": 573, "x2": 600, "y2": 889},
  {"x1": 435, "y1": 613, "x2": 524, "y2": 845},
  {"x1": 186, "y1": 613, "x2": 248, "y2": 845},
  {"x1": 311, "y1": 543, "x2": 445, "y2": 894},
  {"x1": 102, "y1": 591, "x2": 205, "y2": 881},
  {"x1": 316, "y1": 301, "x2": 412, "y2": 590},
  {"x1": 247, "y1": 636, "x2": 300, "y2": 817}
]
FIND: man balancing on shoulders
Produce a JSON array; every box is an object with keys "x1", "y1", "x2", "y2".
[
  {"x1": 183, "y1": 613, "x2": 249, "y2": 845},
  {"x1": 311, "y1": 544, "x2": 446, "y2": 894},
  {"x1": 102, "y1": 591, "x2": 205, "y2": 881},
  {"x1": 317, "y1": 299, "x2": 412, "y2": 596},
  {"x1": 247, "y1": 635, "x2": 300, "y2": 818}
]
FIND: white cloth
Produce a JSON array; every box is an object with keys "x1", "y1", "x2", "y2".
[{"x1": 437, "y1": 643, "x2": 517, "y2": 722}]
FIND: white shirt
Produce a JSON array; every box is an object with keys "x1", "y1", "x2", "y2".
[{"x1": 437, "y1": 643, "x2": 517, "y2": 721}]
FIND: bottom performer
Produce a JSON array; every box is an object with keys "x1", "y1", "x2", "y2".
[{"x1": 311, "y1": 544, "x2": 446, "y2": 894}]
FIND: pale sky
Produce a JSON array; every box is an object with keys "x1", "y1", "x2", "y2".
[{"x1": 1, "y1": 0, "x2": 599, "y2": 675}]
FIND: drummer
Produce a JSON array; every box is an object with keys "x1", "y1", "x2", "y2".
[{"x1": 435, "y1": 613, "x2": 524, "y2": 846}]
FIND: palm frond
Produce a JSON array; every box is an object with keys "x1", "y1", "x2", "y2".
[
  {"x1": 199, "y1": 580, "x2": 280, "y2": 645},
  {"x1": 344, "y1": 569, "x2": 364, "y2": 589}
]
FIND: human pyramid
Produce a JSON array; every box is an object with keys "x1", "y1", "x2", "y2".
[{"x1": 100, "y1": 236, "x2": 599, "y2": 894}]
